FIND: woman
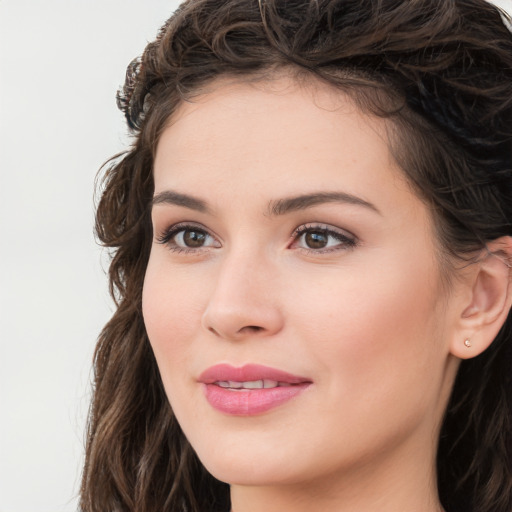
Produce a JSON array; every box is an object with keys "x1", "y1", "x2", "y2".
[{"x1": 81, "y1": 1, "x2": 512, "y2": 511}]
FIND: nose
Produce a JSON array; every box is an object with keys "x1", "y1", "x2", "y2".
[{"x1": 201, "y1": 252, "x2": 284, "y2": 342}]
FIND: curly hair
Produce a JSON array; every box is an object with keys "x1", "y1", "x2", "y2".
[{"x1": 81, "y1": 1, "x2": 512, "y2": 511}]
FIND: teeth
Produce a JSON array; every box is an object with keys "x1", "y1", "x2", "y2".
[
  {"x1": 215, "y1": 379, "x2": 282, "y2": 389},
  {"x1": 243, "y1": 380, "x2": 263, "y2": 389}
]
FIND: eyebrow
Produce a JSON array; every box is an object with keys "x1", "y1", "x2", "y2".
[
  {"x1": 267, "y1": 191, "x2": 381, "y2": 216},
  {"x1": 152, "y1": 190, "x2": 211, "y2": 213},
  {"x1": 152, "y1": 190, "x2": 380, "y2": 216}
]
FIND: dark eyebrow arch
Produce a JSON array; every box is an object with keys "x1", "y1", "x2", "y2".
[
  {"x1": 152, "y1": 190, "x2": 211, "y2": 214},
  {"x1": 267, "y1": 191, "x2": 381, "y2": 216},
  {"x1": 152, "y1": 190, "x2": 380, "y2": 217}
]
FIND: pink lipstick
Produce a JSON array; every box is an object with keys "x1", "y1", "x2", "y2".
[{"x1": 198, "y1": 364, "x2": 312, "y2": 416}]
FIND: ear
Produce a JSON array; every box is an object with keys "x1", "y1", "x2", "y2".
[{"x1": 450, "y1": 236, "x2": 512, "y2": 360}]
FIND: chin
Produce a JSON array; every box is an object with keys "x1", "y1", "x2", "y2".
[
  {"x1": 188, "y1": 430, "x2": 308, "y2": 486},
  {"x1": 200, "y1": 456, "x2": 302, "y2": 487}
]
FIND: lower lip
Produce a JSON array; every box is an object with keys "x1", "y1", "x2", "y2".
[{"x1": 203, "y1": 384, "x2": 309, "y2": 416}]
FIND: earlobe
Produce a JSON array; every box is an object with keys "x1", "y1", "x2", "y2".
[{"x1": 450, "y1": 237, "x2": 512, "y2": 360}]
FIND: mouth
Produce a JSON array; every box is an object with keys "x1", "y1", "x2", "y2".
[
  {"x1": 214, "y1": 379, "x2": 295, "y2": 390},
  {"x1": 198, "y1": 364, "x2": 312, "y2": 416}
]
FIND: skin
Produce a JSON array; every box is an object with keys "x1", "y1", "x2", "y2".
[{"x1": 142, "y1": 76, "x2": 499, "y2": 512}]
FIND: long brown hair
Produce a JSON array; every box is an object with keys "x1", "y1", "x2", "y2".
[{"x1": 81, "y1": 1, "x2": 512, "y2": 511}]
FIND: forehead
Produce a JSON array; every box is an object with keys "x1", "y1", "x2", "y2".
[
  {"x1": 155, "y1": 76, "x2": 399, "y2": 190},
  {"x1": 152, "y1": 75, "x2": 433, "y2": 235}
]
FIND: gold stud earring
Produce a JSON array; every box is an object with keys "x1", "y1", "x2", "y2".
[{"x1": 464, "y1": 339, "x2": 472, "y2": 348}]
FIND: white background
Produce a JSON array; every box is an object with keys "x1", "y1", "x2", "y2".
[
  {"x1": 0, "y1": 2, "x2": 181, "y2": 511},
  {"x1": 0, "y1": 1, "x2": 510, "y2": 510}
]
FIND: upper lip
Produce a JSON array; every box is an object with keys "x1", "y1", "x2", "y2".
[{"x1": 198, "y1": 363, "x2": 311, "y2": 384}]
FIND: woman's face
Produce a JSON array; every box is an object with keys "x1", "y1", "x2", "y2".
[{"x1": 143, "y1": 77, "x2": 460, "y2": 487}]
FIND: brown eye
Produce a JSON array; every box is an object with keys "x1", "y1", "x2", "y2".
[
  {"x1": 304, "y1": 231, "x2": 328, "y2": 249},
  {"x1": 292, "y1": 225, "x2": 357, "y2": 253},
  {"x1": 157, "y1": 224, "x2": 219, "y2": 252},
  {"x1": 183, "y1": 229, "x2": 207, "y2": 247}
]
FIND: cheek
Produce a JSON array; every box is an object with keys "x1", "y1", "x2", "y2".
[
  {"x1": 290, "y1": 250, "x2": 445, "y2": 414},
  {"x1": 142, "y1": 259, "x2": 216, "y2": 438},
  {"x1": 142, "y1": 257, "x2": 207, "y2": 381}
]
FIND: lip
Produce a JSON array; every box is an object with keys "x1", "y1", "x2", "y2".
[
  {"x1": 198, "y1": 364, "x2": 312, "y2": 416},
  {"x1": 199, "y1": 363, "x2": 310, "y2": 384}
]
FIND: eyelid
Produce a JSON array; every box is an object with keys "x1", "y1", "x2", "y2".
[
  {"x1": 156, "y1": 222, "x2": 221, "y2": 252},
  {"x1": 155, "y1": 221, "x2": 358, "y2": 255},
  {"x1": 289, "y1": 223, "x2": 358, "y2": 253}
]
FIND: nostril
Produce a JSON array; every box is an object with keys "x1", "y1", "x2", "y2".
[
  {"x1": 206, "y1": 324, "x2": 263, "y2": 339},
  {"x1": 241, "y1": 326, "x2": 263, "y2": 333}
]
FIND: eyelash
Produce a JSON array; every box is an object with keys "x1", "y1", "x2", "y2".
[
  {"x1": 156, "y1": 222, "x2": 358, "y2": 255},
  {"x1": 291, "y1": 224, "x2": 357, "y2": 254},
  {"x1": 155, "y1": 223, "x2": 218, "y2": 254}
]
